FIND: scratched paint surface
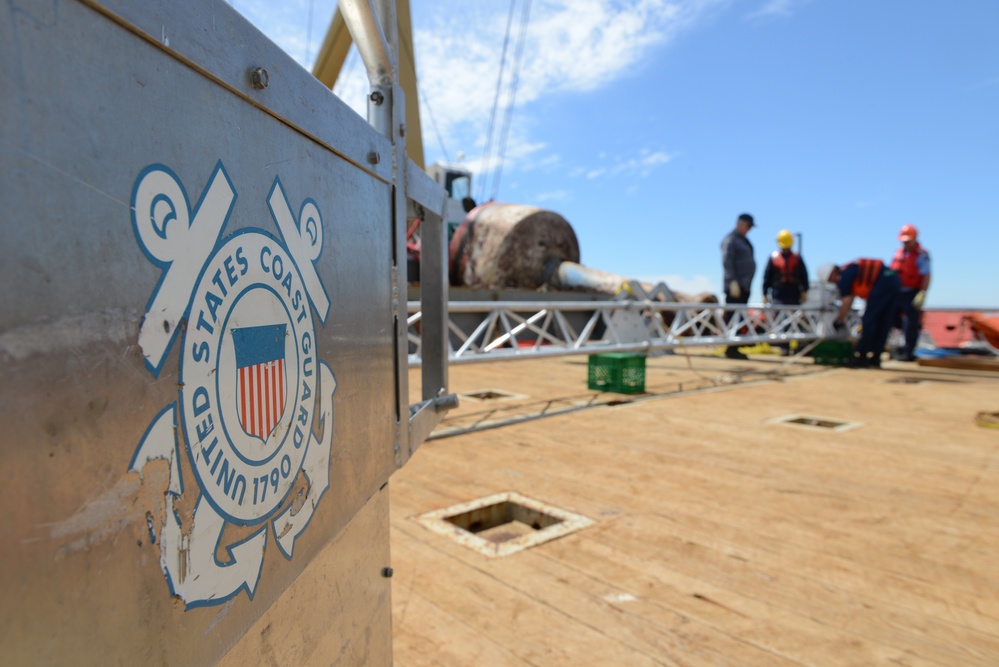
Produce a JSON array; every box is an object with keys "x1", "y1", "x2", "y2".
[{"x1": 0, "y1": 1, "x2": 397, "y2": 663}]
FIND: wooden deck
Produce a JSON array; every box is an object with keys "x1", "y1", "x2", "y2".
[{"x1": 391, "y1": 351, "x2": 999, "y2": 666}]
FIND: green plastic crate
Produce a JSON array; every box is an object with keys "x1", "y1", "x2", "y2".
[
  {"x1": 812, "y1": 340, "x2": 854, "y2": 366},
  {"x1": 588, "y1": 353, "x2": 646, "y2": 394}
]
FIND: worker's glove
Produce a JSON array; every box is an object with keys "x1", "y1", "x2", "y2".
[
  {"x1": 912, "y1": 290, "x2": 926, "y2": 310},
  {"x1": 728, "y1": 280, "x2": 741, "y2": 299},
  {"x1": 800, "y1": 290, "x2": 808, "y2": 303},
  {"x1": 832, "y1": 319, "x2": 847, "y2": 334}
]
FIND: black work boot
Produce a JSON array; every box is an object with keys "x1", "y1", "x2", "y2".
[{"x1": 844, "y1": 352, "x2": 865, "y2": 368}]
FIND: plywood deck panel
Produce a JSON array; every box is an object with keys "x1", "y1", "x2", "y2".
[
  {"x1": 918, "y1": 357, "x2": 999, "y2": 372},
  {"x1": 393, "y1": 353, "x2": 999, "y2": 665}
]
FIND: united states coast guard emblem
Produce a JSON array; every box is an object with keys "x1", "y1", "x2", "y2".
[{"x1": 129, "y1": 161, "x2": 337, "y2": 608}]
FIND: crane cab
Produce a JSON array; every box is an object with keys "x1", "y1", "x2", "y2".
[{"x1": 427, "y1": 161, "x2": 476, "y2": 235}]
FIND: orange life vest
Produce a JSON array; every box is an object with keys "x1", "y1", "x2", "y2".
[
  {"x1": 770, "y1": 250, "x2": 800, "y2": 284},
  {"x1": 890, "y1": 243, "x2": 926, "y2": 290},
  {"x1": 846, "y1": 258, "x2": 883, "y2": 299}
]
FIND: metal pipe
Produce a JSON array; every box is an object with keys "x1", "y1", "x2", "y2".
[
  {"x1": 337, "y1": 0, "x2": 396, "y2": 88},
  {"x1": 374, "y1": 0, "x2": 398, "y2": 50},
  {"x1": 337, "y1": 0, "x2": 396, "y2": 134},
  {"x1": 551, "y1": 261, "x2": 627, "y2": 294},
  {"x1": 550, "y1": 261, "x2": 691, "y2": 302}
]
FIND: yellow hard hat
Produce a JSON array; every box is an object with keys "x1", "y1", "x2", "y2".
[{"x1": 777, "y1": 229, "x2": 794, "y2": 250}]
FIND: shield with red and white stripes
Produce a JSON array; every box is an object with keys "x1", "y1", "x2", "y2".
[{"x1": 232, "y1": 324, "x2": 288, "y2": 442}]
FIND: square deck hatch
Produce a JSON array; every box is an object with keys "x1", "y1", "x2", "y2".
[
  {"x1": 460, "y1": 388, "x2": 526, "y2": 402},
  {"x1": 884, "y1": 377, "x2": 963, "y2": 385},
  {"x1": 769, "y1": 414, "x2": 863, "y2": 432},
  {"x1": 413, "y1": 491, "x2": 594, "y2": 557}
]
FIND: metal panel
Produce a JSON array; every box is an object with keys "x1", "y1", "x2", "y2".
[
  {"x1": 85, "y1": 0, "x2": 393, "y2": 183},
  {"x1": 1, "y1": 1, "x2": 397, "y2": 663},
  {"x1": 406, "y1": 157, "x2": 445, "y2": 214},
  {"x1": 219, "y1": 487, "x2": 394, "y2": 666},
  {"x1": 418, "y1": 208, "x2": 449, "y2": 400},
  {"x1": 391, "y1": 83, "x2": 411, "y2": 467}
]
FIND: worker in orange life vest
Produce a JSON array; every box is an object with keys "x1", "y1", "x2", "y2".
[
  {"x1": 762, "y1": 229, "x2": 809, "y2": 305},
  {"x1": 817, "y1": 259, "x2": 901, "y2": 368},
  {"x1": 889, "y1": 224, "x2": 931, "y2": 362}
]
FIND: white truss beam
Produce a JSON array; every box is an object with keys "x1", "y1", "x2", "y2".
[{"x1": 408, "y1": 298, "x2": 858, "y2": 366}]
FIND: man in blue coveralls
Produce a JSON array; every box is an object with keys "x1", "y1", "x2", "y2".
[{"x1": 817, "y1": 259, "x2": 901, "y2": 368}]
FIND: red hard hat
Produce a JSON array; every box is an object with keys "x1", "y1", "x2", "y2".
[{"x1": 898, "y1": 224, "x2": 918, "y2": 242}]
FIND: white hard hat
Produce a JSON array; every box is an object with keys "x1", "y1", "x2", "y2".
[{"x1": 816, "y1": 263, "x2": 837, "y2": 284}]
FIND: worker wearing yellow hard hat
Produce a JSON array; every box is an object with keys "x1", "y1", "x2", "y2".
[{"x1": 762, "y1": 229, "x2": 809, "y2": 307}]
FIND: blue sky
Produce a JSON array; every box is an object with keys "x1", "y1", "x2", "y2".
[{"x1": 234, "y1": 0, "x2": 999, "y2": 308}]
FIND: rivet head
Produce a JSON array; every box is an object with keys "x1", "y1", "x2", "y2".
[
  {"x1": 250, "y1": 67, "x2": 269, "y2": 90},
  {"x1": 382, "y1": 567, "x2": 394, "y2": 578},
  {"x1": 369, "y1": 90, "x2": 385, "y2": 105},
  {"x1": 367, "y1": 151, "x2": 380, "y2": 165}
]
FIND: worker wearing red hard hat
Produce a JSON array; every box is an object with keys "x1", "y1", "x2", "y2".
[{"x1": 889, "y1": 224, "x2": 931, "y2": 362}]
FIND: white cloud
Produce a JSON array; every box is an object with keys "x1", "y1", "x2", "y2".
[
  {"x1": 237, "y1": 0, "x2": 719, "y2": 194},
  {"x1": 612, "y1": 150, "x2": 676, "y2": 176},
  {"x1": 529, "y1": 154, "x2": 563, "y2": 170},
  {"x1": 410, "y1": 0, "x2": 724, "y2": 180},
  {"x1": 747, "y1": 0, "x2": 811, "y2": 21},
  {"x1": 573, "y1": 149, "x2": 676, "y2": 182},
  {"x1": 641, "y1": 151, "x2": 673, "y2": 166},
  {"x1": 536, "y1": 190, "x2": 571, "y2": 202}
]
